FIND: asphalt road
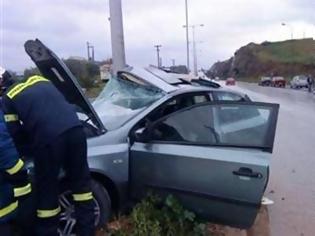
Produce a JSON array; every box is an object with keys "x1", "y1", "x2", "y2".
[{"x1": 230, "y1": 82, "x2": 315, "y2": 236}]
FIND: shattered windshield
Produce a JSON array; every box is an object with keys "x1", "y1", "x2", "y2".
[{"x1": 93, "y1": 74, "x2": 164, "y2": 130}]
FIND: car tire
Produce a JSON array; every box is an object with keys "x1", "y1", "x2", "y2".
[
  {"x1": 91, "y1": 180, "x2": 112, "y2": 228},
  {"x1": 58, "y1": 179, "x2": 111, "y2": 235}
]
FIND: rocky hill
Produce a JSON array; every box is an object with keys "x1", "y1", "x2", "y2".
[{"x1": 208, "y1": 38, "x2": 315, "y2": 80}]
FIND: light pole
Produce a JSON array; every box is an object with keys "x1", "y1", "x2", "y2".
[
  {"x1": 281, "y1": 23, "x2": 293, "y2": 40},
  {"x1": 172, "y1": 59, "x2": 175, "y2": 67},
  {"x1": 154, "y1": 45, "x2": 162, "y2": 68},
  {"x1": 87, "y1": 42, "x2": 91, "y2": 61},
  {"x1": 184, "y1": 24, "x2": 204, "y2": 76},
  {"x1": 91, "y1": 45, "x2": 95, "y2": 62},
  {"x1": 184, "y1": 0, "x2": 190, "y2": 72},
  {"x1": 185, "y1": 0, "x2": 190, "y2": 71}
]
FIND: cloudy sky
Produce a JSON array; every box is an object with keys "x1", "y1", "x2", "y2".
[{"x1": 1, "y1": 0, "x2": 314, "y2": 73}]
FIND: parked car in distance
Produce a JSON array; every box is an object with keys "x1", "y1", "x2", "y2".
[
  {"x1": 24, "y1": 39, "x2": 279, "y2": 234},
  {"x1": 271, "y1": 76, "x2": 286, "y2": 88},
  {"x1": 290, "y1": 75, "x2": 308, "y2": 89},
  {"x1": 259, "y1": 77, "x2": 272, "y2": 86},
  {"x1": 225, "y1": 77, "x2": 236, "y2": 86}
]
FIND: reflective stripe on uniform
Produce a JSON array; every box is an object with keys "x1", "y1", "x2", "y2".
[
  {"x1": 37, "y1": 206, "x2": 61, "y2": 218},
  {"x1": 0, "y1": 201, "x2": 18, "y2": 218},
  {"x1": 14, "y1": 183, "x2": 32, "y2": 197},
  {"x1": 6, "y1": 159, "x2": 24, "y2": 175},
  {"x1": 72, "y1": 192, "x2": 93, "y2": 202},
  {"x1": 7, "y1": 76, "x2": 49, "y2": 99},
  {"x1": 4, "y1": 114, "x2": 19, "y2": 122}
]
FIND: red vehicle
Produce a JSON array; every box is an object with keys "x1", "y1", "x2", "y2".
[
  {"x1": 225, "y1": 77, "x2": 236, "y2": 86},
  {"x1": 271, "y1": 77, "x2": 286, "y2": 88}
]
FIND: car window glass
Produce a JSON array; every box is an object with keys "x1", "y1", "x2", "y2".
[
  {"x1": 215, "y1": 105, "x2": 270, "y2": 146},
  {"x1": 213, "y1": 92, "x2": 243, "y2": 101},
  {"x1": 151, "y1": 105, "x2": 216, "y2": 143},
  {"x1": 93, "y1": 76, "x2": 163, "y2": 130},
  {"x1": 150, "y1": 103, "x2": 273, "y2": 148},
  {"x1": 148, "y1": 94, "x2": 209, "y2": 122},
  {"x1": 194, "y1": 95, "x2": 208, "y2": 103}
]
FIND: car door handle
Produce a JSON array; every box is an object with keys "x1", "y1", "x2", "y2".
[{"x1": 233, "y1": 167, "x2": 263, "y2": 179}]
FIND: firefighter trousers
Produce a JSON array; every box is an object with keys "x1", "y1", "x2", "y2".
[
  {"x1": 0, "y1": 223, "x2": 11, "y2": 236},
  {"x1": 34, "y1": 126, "x2": 95, "y2": 236}
]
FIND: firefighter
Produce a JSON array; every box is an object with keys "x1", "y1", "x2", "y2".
[
  {"x1": 0, "y1": 103, "x2": 31, "y2": 235},
  {"x1": 1, "y1": 68, "x2": 95, "y2": 236}
]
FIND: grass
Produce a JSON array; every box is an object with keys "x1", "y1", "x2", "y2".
[{"x1": 256, "y1": 39, "x2": 315, "y2": 65}]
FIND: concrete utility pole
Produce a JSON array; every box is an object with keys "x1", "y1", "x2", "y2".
[
  {"x1": 109, "y1": 0, "x2": 126, "y2": 74},
  {"x1": 172, "y1": 59, "x2": 175, "y2": 66},
  {"x1": 91, "y1": 45, "x2": 95, "y2": 62},
  {"x1": 154, "y1": 45, "x2": 162, "y2": 67},
  {"x1": 86, "y1": 41, "x2": 91, "y2": 61},
  {"x1": 184, "y1": 0, "x2": 190, "y2": 71},
  {"x1": 87, "y1": 42, "x2": 95, "y2": 61}
]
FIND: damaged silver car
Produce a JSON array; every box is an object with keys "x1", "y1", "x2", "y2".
[{"x1": 24, "y1": 39, "x2": 279, "y2": 234}]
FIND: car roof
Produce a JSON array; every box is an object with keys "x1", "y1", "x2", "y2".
[
  {"x1": 171, "y1": 84, "x2": 247, "y2": 98},
  {"x1": 118, "y1": 66, "x2": 177, "y2": 93},
  {"x1": 118, "y1": 65, "x2": 226, "y2": 94}
]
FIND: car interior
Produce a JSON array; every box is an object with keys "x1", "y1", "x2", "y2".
[{"x1": 131, "y1": 92, "x2": 211, "y2": 141}]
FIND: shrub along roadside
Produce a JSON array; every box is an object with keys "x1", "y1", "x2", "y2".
[{"x1": 107, "y1": 194, "x2": 208, "y2": 236}]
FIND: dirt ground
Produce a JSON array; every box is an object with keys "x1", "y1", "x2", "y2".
[{"x1": 207, "y1": 206, "x2": 270, "y2": 236}]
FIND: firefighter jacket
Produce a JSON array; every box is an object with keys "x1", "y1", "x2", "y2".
[
  {"x1": 1, "y1": 75, "x2": 81, "y2": 152},
  {"x1": 0, "y1": 109, "x2": 31, "y2": 222}
]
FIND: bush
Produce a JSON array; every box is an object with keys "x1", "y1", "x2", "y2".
[{"x1": 109, "y1": 194, "x2": 207, "y2": 236}]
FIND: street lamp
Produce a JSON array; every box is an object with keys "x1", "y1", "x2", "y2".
[
  {"x1": 281, "y1": 23, "x2": 293, "y2": 40},
  {"x1": 183, "y1": 24, "x2": 204, "y2": 76},
  {"x1": 184, "y1": 0, "x2": 190, "y2": 72}
]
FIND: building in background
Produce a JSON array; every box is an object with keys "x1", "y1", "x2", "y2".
[{"x1": 100, "y1": 63, "x2": 112, "y2": 82}]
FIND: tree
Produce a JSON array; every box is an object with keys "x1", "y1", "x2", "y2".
[
  {"x1": 170, "y1": 65, "x2": 189, "y2": 74},
  {"x1": 64, "y1": 59, "x2": 100, "y2": 89},
  {"x1": 24, "y1": 67, "x2": 41, "y2": 79},
  {"x1": 22, "y1": 59, "x2": 100, "y2": 89}
]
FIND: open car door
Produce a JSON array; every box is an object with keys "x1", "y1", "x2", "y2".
[
  {"x1": 24, "y1": 39, "x2": 106, "y2": 135},
  {"x1": 130, "y1": 101, "x2": 279, "y2": 228}
]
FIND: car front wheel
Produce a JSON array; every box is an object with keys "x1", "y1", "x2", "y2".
[{"x1": 58, "y1": 180, "x2": 111, "y2": 235}]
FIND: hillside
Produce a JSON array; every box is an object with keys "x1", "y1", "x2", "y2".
[{"x1": 209, "y1": 38, "x2": 315, "y2": 81}]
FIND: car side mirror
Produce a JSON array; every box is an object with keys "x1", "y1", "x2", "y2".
[{"x1": 134, "y1": 127, "x2": 150, "y2": 142}]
